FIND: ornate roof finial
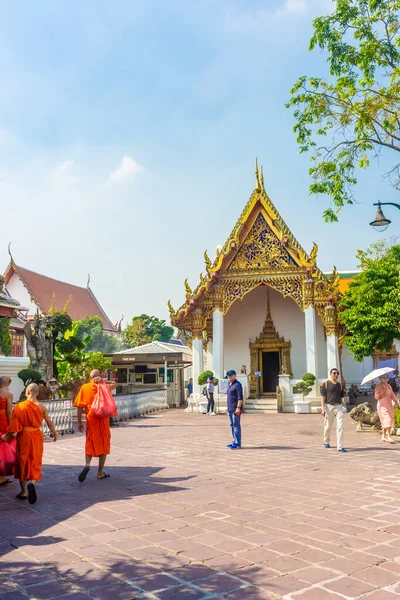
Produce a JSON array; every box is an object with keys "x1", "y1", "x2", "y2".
[
  {"x1": 87, "y1": 273, "x2": 91, "y2": 289},
  {"x1": 204, "y1": 250, "x2": 212, "y2": 275},
  {"x1": 184, "y1": 279, "x2": 192, "y2": 299},
  {"x1": 168, "y1": 300, "x2": 175, "y2": 318},
  {"x1": 255, "y1": 158, "x2": 261, "y2": 190},
  {"x1": 260, "y1": 165, "x2": 265, "y2": 191},
  {"x1": 8, "y1": 242, "x2": 14, "y2": 264}
]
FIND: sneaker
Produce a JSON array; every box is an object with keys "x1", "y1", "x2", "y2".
[
  {"x1": 210, "y1": 412, "x2": 216, "y2": 416},
  {"x1": 323, "y1": 443, "x2": 331, "y2": 449},
  {"x1": 338, "y1": 448, "x2": 347, "y2": 453},
  {"x1": 227, "y1": 443, "x2": 236, "y2": 447},
  {"x1": 230, "y1": 444, "x2": 241, "y2": 449}
]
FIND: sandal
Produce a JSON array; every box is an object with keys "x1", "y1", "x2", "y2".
[
  {"x1": 27, "y1": 483, "x2": 37, "y2": 505},
  {"x1": 78, "y1": 466, "x2": 90, "y2": 483},
  {"x1": 0, "y1": 479, "x2": 12, "y2": 486},
  {"x1": 97, "y1": 473, "x2": 111, "y2": 480},
  {"x1": 16, "y1": 492, "x2": 27, "y2": 500}
]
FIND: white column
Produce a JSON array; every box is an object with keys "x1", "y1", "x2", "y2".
[
  {"x1": 192, "y1": 336, "x2": 204, "y2": 394},
  {"x1": 305, "y1": 305, "x2": 318, "y2": 381},
  {"x1": 206, "y1": 340, "x2": 213, "y2": 373},
  {"x1": 327, "y1": 333, "x2": 339, "y2": 375},
  {"x1": 164, "y1": 359, "x2": 168, "y2": 390},
  {"x1": 213, "y1": 308, "x2": 224, "y2": 380}
]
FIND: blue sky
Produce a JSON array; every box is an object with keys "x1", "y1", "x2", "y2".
[{"x1": 0, "y1": 0, "x2": 397, "y2": 325}]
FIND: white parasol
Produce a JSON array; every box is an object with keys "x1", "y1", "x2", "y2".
[{"x1": 361, "y1": 367, "x2": 395, "y2": 386}]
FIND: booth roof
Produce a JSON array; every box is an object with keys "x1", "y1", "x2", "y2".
[{"x1": 114, "y1": 341, "x2": 191, "y2": 355}]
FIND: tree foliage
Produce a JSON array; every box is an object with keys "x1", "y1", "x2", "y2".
[
  {"x1": 75, "y1": 316, "x2": 121, "y2": 353},
  {"x1": 287, "y1": 0, "x2": 400, "y2": 221},
  {"x1": 54, "y1": 321, "x2": 113, "y2": 384},
  {"x1": 0, "y1": 318, "x2": 12, "y2": 356},
  {"x1": 339, "y1": 240, "x2": 400, "y2": 360},
  {"x1": 122, "y1": 314, "x2": 174, "y2": 348}
]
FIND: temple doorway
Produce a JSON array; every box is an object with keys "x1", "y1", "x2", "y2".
[{"x1": 261, "y1": 351, "x2": 280, "y2": 394}]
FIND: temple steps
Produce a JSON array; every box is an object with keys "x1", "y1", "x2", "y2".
[{"x1": 244, "y1": 397, "x2": 277, "y2": 414}]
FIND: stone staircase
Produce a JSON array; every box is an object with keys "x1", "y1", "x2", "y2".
[{"x1": 244, "y1": 396, "x2": 277, "y2": 414}]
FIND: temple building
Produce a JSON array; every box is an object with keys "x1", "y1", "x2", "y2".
[
  {"x1": 169, "y1": 163, "x2": 377, "y2": 413},
  {"x1": 3, "y1": 256, "x2": 116, "y2": 344}
]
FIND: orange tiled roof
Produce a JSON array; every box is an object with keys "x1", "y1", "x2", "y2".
[{"x1": 4, "y1": 263, "x2": 115, "y2": 332}]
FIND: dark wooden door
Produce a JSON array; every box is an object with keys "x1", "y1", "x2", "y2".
[{"x1": 261, "y1": 351, "x2": 280, "y2": 393}]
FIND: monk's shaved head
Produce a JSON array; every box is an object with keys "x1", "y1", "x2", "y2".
[
  {"x1": 26, "y1": 383, "x2": 39, "y2": 397},
  {"x1": 90, "y1": 370, "x2": 101, "y2": 380},
  {"x1": 0, "y1": 376, "x2": 11, "y2": 387}
]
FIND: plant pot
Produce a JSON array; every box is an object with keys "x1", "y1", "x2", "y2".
[{"x1": 293, "y1": 399, "x2": 312, "y2": 414}]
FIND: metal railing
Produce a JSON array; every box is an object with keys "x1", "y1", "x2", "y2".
[
  {"x1": 39, "y1": 389, "x2": 169, "y2": 437},
  {"x1": 41, "y1": 399, "x2": 74, "y2": 437},
  {"x1": 111, "y1": 389, "x2": 168, "y2": 423}
]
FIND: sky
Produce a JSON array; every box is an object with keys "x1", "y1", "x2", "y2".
[{"x1": 0, "y1": 0, "x2": 398, "y2": 326}]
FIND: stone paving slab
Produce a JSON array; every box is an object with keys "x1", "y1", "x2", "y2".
[{"x1": 2, "y1": 410, "x2": 400, "y2": 599}]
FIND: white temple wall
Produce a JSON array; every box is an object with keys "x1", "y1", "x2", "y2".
[
  {"x1": 316, "y1": 311, "x2": 328, "y2": 379},
  {"x1": 341, "y1": 345, "x2": 373, "y2": 385},
  {"x1": 223, "y1": 285, "x2": 306, "y2": 378},
  {"x1": 6, "y1": 273, "x2": 37, "y2": 316}
]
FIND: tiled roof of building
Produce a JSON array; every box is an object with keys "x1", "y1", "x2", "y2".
[
  {"x1": 4, "y1": 262, "x2": 115, "y2": 332},
  {"x1": 115, "y1": 341, "x2": 191, "y2": 355}
]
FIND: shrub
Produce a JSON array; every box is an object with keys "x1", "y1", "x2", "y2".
[
  {"x1": 293, "y1": 373, "x2": 316, "y2": 399},
  {"x1": 198, "y1": 370, "x2": 219, "y2": 386},
  {"x1": 18, "y1": 368, "x2": 42, "y2": 385}
]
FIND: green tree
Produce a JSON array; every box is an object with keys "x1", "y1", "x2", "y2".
[
  {"x1": 287, "y1": 0, "x2": 400, "y2": 222},
  {"x1": 0, "y1": 318, "x2": 11, "y2": 356},
  {"x1": 339, "y1": 240, "x2": 400, "y2": 360},
  {"x1": 122, "y1": 314, "x2": 174, "y2": 348},
  {"x1": 75, "y1": 316, "x2": 120, "y2": 353}
]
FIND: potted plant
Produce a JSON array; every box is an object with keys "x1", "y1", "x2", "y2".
[{"x1": 293, "y1": 372, "x2": 316, "y2": 414}]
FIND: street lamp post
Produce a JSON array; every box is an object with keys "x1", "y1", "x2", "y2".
[{"x1": 370, "y1": 201, "x2": 400, "y2": 232}]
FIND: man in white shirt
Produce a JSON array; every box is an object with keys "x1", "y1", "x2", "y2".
[{"x1": 206, "y1": 376, "x2": 216, "y2": 415}]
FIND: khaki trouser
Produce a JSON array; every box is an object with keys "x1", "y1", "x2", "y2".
[{"x1": 324, "y1": 404, "x2": 344, "y2": 450}]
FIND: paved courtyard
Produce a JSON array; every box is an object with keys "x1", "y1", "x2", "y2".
[{"x1": 2, "y1": 409, "x2": 400, "y2": 600}]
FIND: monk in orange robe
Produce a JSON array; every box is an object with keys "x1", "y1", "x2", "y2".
[
  {"x1": 1, "y1": 383, "x2": 57, "y2": 504},
  {"x1": 74, "y1": 370, "x2": 117, "y2": 482},
  {"x1": 0, "y1": 376, "x2": 14, "y2": 485}
]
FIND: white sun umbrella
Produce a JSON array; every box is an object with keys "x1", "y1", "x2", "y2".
[{"x1": 361, "y1": 367, "x2": 395, "y2": 386}]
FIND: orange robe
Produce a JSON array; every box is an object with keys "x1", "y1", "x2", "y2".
[
  {"x1": 7, "y1": 400, "x2": 44, "y2": 481},
  {"x1": 74, "y1": 382, "x2": 110, "y2": 457}
]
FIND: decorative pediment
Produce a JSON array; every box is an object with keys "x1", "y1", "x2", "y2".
[
  {"x1": 169, "y1": 161, "x2": 340, "y2": 331},
  {"x1": 227, "y1": 213, "x2": 297, "y2": 274}
]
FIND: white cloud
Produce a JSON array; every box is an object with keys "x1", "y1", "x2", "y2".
[
  {"x1": 107, "y1": 155, "x2": 144, "y2": 183},
  {"x1": 275, "y1": 0, "x2": 307, "y2": 17},
  {"x1": 225, "y1": 0, "x2": 331, "y2": 32},
  {"x1": 52, "y1": 160, "x2": 80, "y2": 184}
]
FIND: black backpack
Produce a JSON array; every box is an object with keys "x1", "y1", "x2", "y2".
[{"x1": 202, "y1": 386, "x2": 207, "y2": 396}]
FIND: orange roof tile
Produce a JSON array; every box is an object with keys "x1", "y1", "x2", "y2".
[{"x1": 4, "y1": 263, "x2": 115, "y2": 332}]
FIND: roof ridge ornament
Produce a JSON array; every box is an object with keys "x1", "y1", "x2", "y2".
[
  {"x1": 255, "y1": 158, "x2": 261, "y2": 191},
  {"x1": 184, "y1": 279, "x2": 192, "y2": 299},
  {"x1": 87, "y1": 273, "x2": 91, "y2": 289},
  {"x1": 260, "y1": 165, "x2": 265, "y2": 191},
  {"x1": 8, "y1": 242, "x2": 15, "y2": 265}
]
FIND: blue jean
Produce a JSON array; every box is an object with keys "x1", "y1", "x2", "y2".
[{"x1": 228, "y1": 411, "x2": 241, "y2": 446}]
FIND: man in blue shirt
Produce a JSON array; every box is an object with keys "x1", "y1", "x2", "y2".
[
  {"x1": 226, "y1": 370, "x2": 243, "y2": 449},
  {"x1": 186, "y1": 378, "x2": 193, "y2": 401}
]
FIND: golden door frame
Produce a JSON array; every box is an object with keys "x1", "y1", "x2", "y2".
[{"x1": 249, "y1": 300, "x2": 292, "y2": 398}]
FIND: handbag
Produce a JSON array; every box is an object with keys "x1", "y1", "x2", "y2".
[
  {"x1": 91, "y1": 382, "x2": 118, "y2": 418},
  {"x1": 0, "y1": 438, "x2": 17, "y2": 476}
]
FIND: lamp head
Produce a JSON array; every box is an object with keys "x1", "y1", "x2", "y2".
[{"x1": 370, "y1": 202, "x2": 391, "y2": 232}]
